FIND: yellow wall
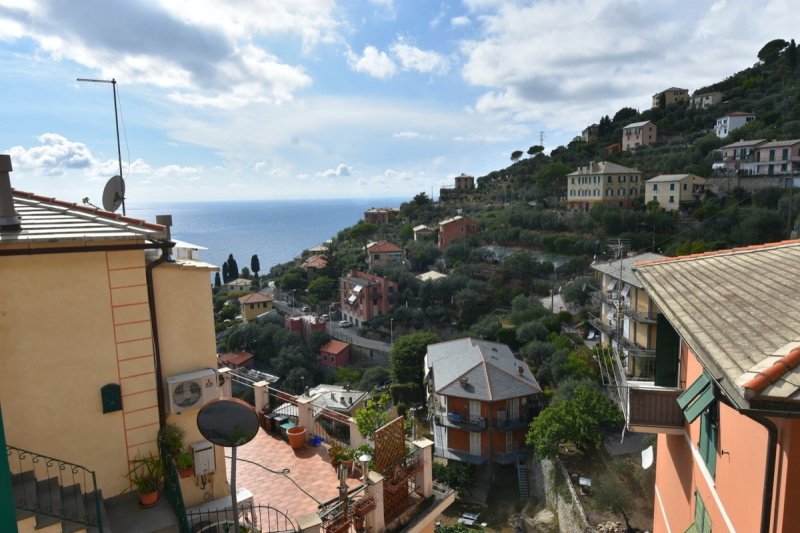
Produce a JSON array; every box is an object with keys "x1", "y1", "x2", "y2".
[
  {"x1": 153, "y1": 262, "x2": 230, "y2": 506},
  {"x1": 0, "y1": 247, "x2": 159, "y2": 495}
]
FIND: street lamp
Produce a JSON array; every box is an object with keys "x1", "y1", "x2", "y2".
[
  {"x1": 291, "y1": 289, "x2": 296, "y2": 312},
  {"x1": 390, "y1": 318, "x2": 394, "y2": 347}
]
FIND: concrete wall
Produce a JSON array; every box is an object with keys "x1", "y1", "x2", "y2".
[{"x1": 533, "y1": 457, "x2": 591, "y2": 533}]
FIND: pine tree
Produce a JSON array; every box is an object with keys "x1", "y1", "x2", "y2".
[
  {"x1": 214, "y1": 272, "x2": 221, "y2": 288},
  {"x1": 251, "y1": 254, "x2": 260, "y2": 277},
  {"x1": 226, "y1": 254, "x2": 239, "y2": 280},
  {"x1": 222, "y1": 262, "x2": 230, "y2": 283}
]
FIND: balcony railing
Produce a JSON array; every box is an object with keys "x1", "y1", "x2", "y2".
[
  {"x1": 588, "y1": 313, "x2": 616, "y2": 338},
  {"x1": 435, "y1": 413, "x2": 487, "y2": 431},
  {"x1": 435, "y1": 447, "x2": 488, "y2": 464},
  {"x1": 627, "y1": 386, "x2": 684, "y2": 433},
  {"x1": 493, "y1": 414, "x2": 529, "y2": 430},
  {"x1": 494, "y1": 449, "x2": 527, "y2": 465},
  {"x1": 588, "y1": 288, "x2": 614, "y2": 306},
  {"x1": 621, "y1": 305, "x2": 658, "y2": 324}
]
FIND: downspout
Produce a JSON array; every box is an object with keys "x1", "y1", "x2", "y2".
[
  {"x1": 146, "y1": 214, "x2": 175, "y2": 428},
  {"x1": 746, "y1": 413, "x2": 778, "y2": 533}
]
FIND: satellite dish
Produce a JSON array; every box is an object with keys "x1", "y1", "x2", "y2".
[{"x1": 102, "y1": 175, "x2": 125, "y2": 213}]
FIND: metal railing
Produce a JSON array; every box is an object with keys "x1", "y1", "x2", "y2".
[
  {"x1": 587, "y1": 313, "x2": 616, "y2": 338},
  {"x1": 494, "y1": 449, "x2": 527, "y2": 465},
  {"x1": 493, "y1": 415, "x2": 529, "y2": 430},
  {"x1": 7, "y1": 445, "x2": 103, "y2": 532},
  {"x1": 621, "y1": 305, "x2": 658, "y2": 324},
  {"x1": 160, "y1": 445, "x2": 190, "y2": 533},
  {"x1": 435, "y1": 413, "x2": 487, "y2": 431},
  {"x1": 186, "y1": 503, "x2": 299, "y2": 533}
]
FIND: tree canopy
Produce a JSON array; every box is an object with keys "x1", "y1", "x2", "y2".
[{"x1": 390, "y1": 332, "x2": 440, "y2": 392}]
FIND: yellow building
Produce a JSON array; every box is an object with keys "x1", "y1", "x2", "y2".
[
  {"x1": 646, "y1": 174, "x2": 706, "y2": 211},
  {"x1": 566, "y1": 161, "x2": 643, "y2": 212},
  {"x1": 238, "y1": 292, "x2": 274, "y2": 321},
  {"x1": 0, "y1": 155, "x2": 229, "y2": 530}
]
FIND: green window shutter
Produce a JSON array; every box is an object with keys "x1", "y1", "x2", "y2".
[
  {"x1": 654, "y1": 314, "x2": 680, "y2": 387},
  {"x1": 677, "y1": 373, "x2": 711, "y2": 409},
  {"x1": 699, "y1": 406, "x2": 719, "y2": 478},
  {"x1": 684, "y1": 384, "x2": 715, "y2": 424}
]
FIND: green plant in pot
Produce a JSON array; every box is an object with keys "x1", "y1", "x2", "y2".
[
  {"x1": 158, "y1": 423, "x2": 186, "y2": 458},
  {"x1": 176, "y1": 450, "x2": 194, "y2": 478},
  {"x1": 125, "y1": 452, "x2": 164, "y2": 507}
]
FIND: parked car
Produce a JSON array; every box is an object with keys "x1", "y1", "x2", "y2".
[
  {"x1": 301, "y1": 306, "x2": 310, "y2": 312},
  {"x1": 338, "y1": 320, "x2": 353, "y2": 328},
  {"x1": 321, "y1": 314, "x2": 329, "y2": 321}
]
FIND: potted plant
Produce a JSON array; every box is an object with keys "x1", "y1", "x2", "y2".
[
  {"x1": 328, "y1": 446, "x2": 348, "y2": 468},
  {"x1": 125, "y1": 452, "x2": 164, "y2": 507},
  {"x1": 176, "y1": 450, "x2": 194, "y2": 478},
  {"x1": 158, "y1": 423, "x2": 185, "y2": 458}
]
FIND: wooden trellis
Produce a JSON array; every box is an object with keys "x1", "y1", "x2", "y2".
[{"x1": 374, "y1": 416, "x2": 414, "y2": 524}]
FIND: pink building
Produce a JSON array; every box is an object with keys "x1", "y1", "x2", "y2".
[
  {"x1": 718, "y1": 139, "x2": 767, "y2": 175},
  {"x1": 755, "y1": 139, "x2": 800, "y2": 176},
  {"x1": 622, "y1": 120, "x2": 657, "y2": 151},
  {"x1": 437, "y1": 215, "x2": 478, "y2": 249},
  {"x1": 366, "y1": 241, "x2": 403, "y2": 269},
  {"x1": 339, "y1": 270, "x2": 398, "y2": 328},
  {"x1": 629, "y1": 241, "x2": 800, "y2": 533}
]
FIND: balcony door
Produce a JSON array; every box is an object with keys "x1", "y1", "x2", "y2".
[
  {"x1": 469, "y1": 400, "x2": 481, "y2": 421},
  {"x1": 506, "y1": 398, "x2": 519, "y2": 421},
  {"x1": 470, "y1": 431, "x2": 481, "y2": 456},
  {"x1": 506, "y1": 431, "x2": 514, "y2": 452}
]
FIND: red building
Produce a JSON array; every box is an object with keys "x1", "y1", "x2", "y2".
[
  {"x1": 284, "y1": 315, "x2": 327, "y2": 337},
  {"x1": 339, "y1": 270, "x2": 398, "y2": 328},
  {"x1": 217, "y1": 351, "x2": 255, "y2": 369},
  {"x1": 363, "y1": 207, "x2": 400, "y2": 225},
  {"x1": 319, "y1": 340, "x2": 351, "y2": 367},
  {"x1": 437, "y1": 215, "x2": 478, "y2": 250}
]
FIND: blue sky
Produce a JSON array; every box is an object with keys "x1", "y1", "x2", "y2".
[{"x1": 0, "y1": 0, "x2": 797, "y2": 203}]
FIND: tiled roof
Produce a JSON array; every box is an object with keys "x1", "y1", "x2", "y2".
[
  {"x1": 634, "y1": 240, "x2": 800, "y2": 407},
  {"x1": 302, "y1": 254, "x2": 327, "y2": 269},
  {"x1": 591, "y1": 252, "x2": 666, "y2": 287},
  {"x1": 567, "y1": 161, "x2": 641, "y2": 176},
  {"x1": 720, "y1": 139, "x2": 766, "y2": 149},
  {"x1": 417, "y1": 271, "x2": 447, "y2": 282},
  {"x1": 2, "y1": 189, "x2": 166, "y2": 244},
  {"x1": 239, "y1": 293, "x2": 272, "y2": 304},
  {"x1": 366, "y1": 241, "x2": 402, "y2": 253},
  {"x1": 439, "y1": 215, "x2": 474, "y2": 226},
  {"x1": 760, "y1": 139, "x2": 800, "y2": 148},
  {"x1": 320, "y1": 340, "x2": 349, "y2": 354},
  {"x1": 723, "y1": 111, "x2": 756, "y2": 117},
  {"x1": 218, "y1": 351, "x2": 254, "y2": 366},
  {"x1": 427, "y1": 338, "x2": 540, "y2": 402},
  {"x1": 624, "y1": 120, "x2": 653, "y2": 129},
  {"x1": 413, "y1": 225, "x2": 431, "y2": 232},
  {"x1": 646, "y1": 174, "x2": 705, "y2": 183}
]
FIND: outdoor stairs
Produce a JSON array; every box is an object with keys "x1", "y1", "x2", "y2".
[
  {"x1": 12, "y1": 470, "x2": 108, "y2": 533},
  {"x1": 516, "y1": 457, "x2": 529, "y2": 499}
]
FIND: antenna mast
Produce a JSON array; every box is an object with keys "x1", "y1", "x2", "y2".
[{"x1": 77, "y1": 77, "x2": 125, "y2": 215}]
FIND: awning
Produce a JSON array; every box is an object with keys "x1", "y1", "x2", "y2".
[
  {"x1": 347, "y1": 295, "x2": 357, "y2": 304},
  {"x1": 353, "y1": 284, "x2": 363, "y2": 293},
  {"x1": 677, "y1": 373, "x2": 713, "y2": 423}
]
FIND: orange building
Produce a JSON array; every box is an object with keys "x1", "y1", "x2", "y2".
[
  {"x1": 630, "y1": 240, "x2": 800, "y2": 533},
  {"x1": 425, "y1": 338, "x2": 541, "y2": 465},
  {"x1": 319, "y1": 340, "x2": 351, "y2": 367},
  {"x1": 437, "y1": 215, "x2": 478, "y2": 249},
  {"x1": 339, "y1": 270, "x2": 397, "y2": 328}
]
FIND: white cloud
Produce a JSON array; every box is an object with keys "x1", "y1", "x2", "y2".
[
  {"x1": 450, "y1": 16, "x2": 471, "y2": 27},
  {"x1": 393, "y1": 131, "x2": 420, "y2": 138},
  {"x1": 390, "y1": 40, "x2": 449, "y2": 74},
  {"x1": 8, "y1": 133, "x2": 95, "y2": 176},
  {"x1": 346, "y1": 46, "x2": 397, "y2": 79},
  {"x1": 319, "y1": 163, "x2": 353, "y2": 177}
]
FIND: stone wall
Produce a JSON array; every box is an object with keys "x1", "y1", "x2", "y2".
[
  {"x1": 532, "y1": 456, "x2": 593, "y2": 533},
  {"x1": 705, "y1": 175, "x2": 795, "y2": 195}
]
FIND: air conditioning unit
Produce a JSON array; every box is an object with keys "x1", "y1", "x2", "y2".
[{"x1": 167, "y1": 368, "x2": 219, "y2": 414}]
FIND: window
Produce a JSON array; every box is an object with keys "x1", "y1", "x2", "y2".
[
  {"x1": 683, "y1": 183, "x2": 688, "y2": 191},
  {"x1": 669, "y1": 183, "x2": 675, "y2": 191},
  {"x1": 607, "y1": 189, "x2": 613, "y2": 196},
  {"x1": 619, "y1": 188, "x2": 625, "y2": 196},
  {"x1": 373, "y1": 254, "x2": 380, "y2": 260},
  {"x1": 652, "y1": 196, "x2": 657, "y2": 202},
  {"x1": 620, "y1": 175, "x2": 626, "y2": 182},
  {"x1": 770, "y1": 149, "x2": 775, "y2": 161},
  {"x1": 686, "y1": 492, "x2": 712, "y2": 533},
  {"x1": 608, "y1": 176, "x2": 613, "y2": 184},
  {"x1": 653, "y1": 184, "x2": 658, "y2": 191},
  {"x1": 699, "y1": 402, "x2": 719, "y2": 477},
  {"x1": 782, "y1": 148, "x2": 789, "y2": 160},
  {"x1": 571, "y1": 177, "x2": 575, "y2": 184},
  {"x1": 669, "y1": 195, "x2": 675, "y2": 203}
]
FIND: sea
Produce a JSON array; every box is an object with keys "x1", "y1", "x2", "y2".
[{"x1": 126, "y1": 198, "x2": 403, "y2": 275}]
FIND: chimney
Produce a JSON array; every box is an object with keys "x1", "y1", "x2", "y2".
[
  {"x1": 518, "y1": 366, "x2": 524, "y2": 375},
  {"x1": 155, "y1": 214, "x2": 173, "y2": 261},
  {"x1": 459, "y1": 376, "x2": 469, "y2": 388},
  {"x1": 0, "y1": 155, "x2": 21, "y2": 232}
]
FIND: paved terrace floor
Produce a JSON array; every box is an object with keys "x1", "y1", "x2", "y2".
[{"x1": 225, "y1": 429, "x2": 362, "y2": 524}]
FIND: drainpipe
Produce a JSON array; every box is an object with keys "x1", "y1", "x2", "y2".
[
  {"x1": 745, "y1": 413, "x2": 778, "y2": 533},
  {"x1": 146, "y1": 215, "x2": 175, "y2": 428}
]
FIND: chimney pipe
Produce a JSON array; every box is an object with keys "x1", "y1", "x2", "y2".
[
  {"x1": 155, "y1": 214, "x2": 173, "y2": 261},
  {"x1": 0, "y1": 155, "x2": 21, "y2": 232}
]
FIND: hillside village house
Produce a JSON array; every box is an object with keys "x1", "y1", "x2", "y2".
[
  {"x1": 238, "y1": 291, "x2": 273, "y2": 321},
  {"x1": 632, "y1": 241, "x2": 800, "y2": 533},
  {"x1": 439, "y1": 173, "x2": 476, "y2": 202},
  {"x1": 366, "y1": 240, "x2": 403, "y2": 270},
  {"x1": 339, "y1": 270, "x2": 398, "y2": 328},
  {"x1": 652, "y1": 87, "x2": 689, "y2": 108},
  {"x1": 301, "y1": 253, "x2": 327, "y2": 280},
  {"x1": 285, "y1": 314, "x2": 327, "y2": 337},
  {"x1": 217, "y1": 351, "x2": 255, "y2": 370},
  {"x1": 224, "y1": 276, "x2": 251, "y2": 291},
  {"x1": 714, "y1": 111, "x2": 756, "y2": 138},
  {"x1": 437, "y1": 215, "x2": 478, "y2": 249},
  {"x1": 582, "y1": 123, "x2": 599, "y2": 142},
  {"x1": 755, "y1": 139, "x2": 800, "y2": 176},
  {"x1": 413, "y1": 224, "x2": 434, "y2": 241},
  {"x1": 363, "y1": 207, "x2": 400, "y2": 225},
  {"x1": 0, "y1": 155, "x2": 229, "y2": 530},
  {"x1": 425, "y1": 338, "x2": 541, "y2": 465},
  {"x1": 718, "y1": 139, "x2": 767, "y2": 175},
  {"x1": 689, "y1": 90, "x2": 724, "y2": 109},
  {"x1": 588, "y1": 252, "x2": 665, "y2": 389},
  {"x1": 622, "y1": 120, "x2": 658, "y2": 151},
  {"x1": 646, "y1": 174, "x2": 706, "y2": 211},
  {"x1": 319, "y1": 340, "x2": 351, "y2": 368},
  {"x1": 566, "y1": 161, "x2": 643, "y2": 212}
]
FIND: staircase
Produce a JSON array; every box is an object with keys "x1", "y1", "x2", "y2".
[
  {"x1": 516, "y1": 457, "x2": 529, "y2": 499},
  {"x1": 8, "y1": 446, "x2": 106, "y2": 533}
]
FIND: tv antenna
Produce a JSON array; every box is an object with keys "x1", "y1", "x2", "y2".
[{"x1": 77, "y1": 77, "x2": 126, "y2": 215}]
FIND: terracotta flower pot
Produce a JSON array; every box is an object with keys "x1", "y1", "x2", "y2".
[
  {"x1": 139, "y1": 490, "x2": 160, "y2": 508},
  {"x1": 286, "y1": 425, "x2": 307, "y2": 449},
  {"x1": 179, "y1": 466, "x2": 194, "y2": 478}
]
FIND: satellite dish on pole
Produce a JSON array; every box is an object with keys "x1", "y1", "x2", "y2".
[{"x1": 102, "y1": 175, "x2": 126, "y2": 213}]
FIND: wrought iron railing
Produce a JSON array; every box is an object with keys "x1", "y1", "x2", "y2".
[
  {"x1": 494, "y1": 449, "x2": 527, "y2": 465},
  {"x1": 621, "y1": 305, "x2": 658, "y2": 324},
  {"x1": 186, "y1": 503, "x2": 299, "y2": 533},
  {"x1": 493, "y1": 414, "x2": 529, "y2": 430},
  {"x1": 435, "y1": 413, "x2": 487, "y2": 431},
  {"x1": 7, "y1": 445, "x2": 103, "y2": 532},
  {"x1": 160, "y1": 445, "x2": 190, "y2": 533},
  {"x1": 587, "y1": 313, "x2": 616, "y2": 338}
]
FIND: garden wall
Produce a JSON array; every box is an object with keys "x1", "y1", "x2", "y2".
[{"x1": 533, "y1": 456, "x2": 592, "y2": 533}]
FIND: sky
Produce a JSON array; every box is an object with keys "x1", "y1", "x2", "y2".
[{"x1": 0, "y1": 0, "x2": 798, "y2": 204}]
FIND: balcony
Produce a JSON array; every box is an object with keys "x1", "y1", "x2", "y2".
[
  {"x1": 494, "y1": 449, "x2": 527, "y2": 465},
  {"x1": 435, "y1": 413, "x2": 487, "y2": 432},
  {"x1": 434, "y1": 447, "x2": 488, "y2": 465},
  {"x1": 493, "y1": 414, "x2": 529, "y2": 430},
  {"x1": 588, "y1": 288, "x2": 614, "y2": 306},
  {"x1": 627, "y1": 385, "x2": 684, "y2": 434},
  {"x1": 588, "y1": 313, "x2": 616, "y2": 338},
  {"x1": 621, "y1": 305, "x2": 657, "y2": 324}
]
